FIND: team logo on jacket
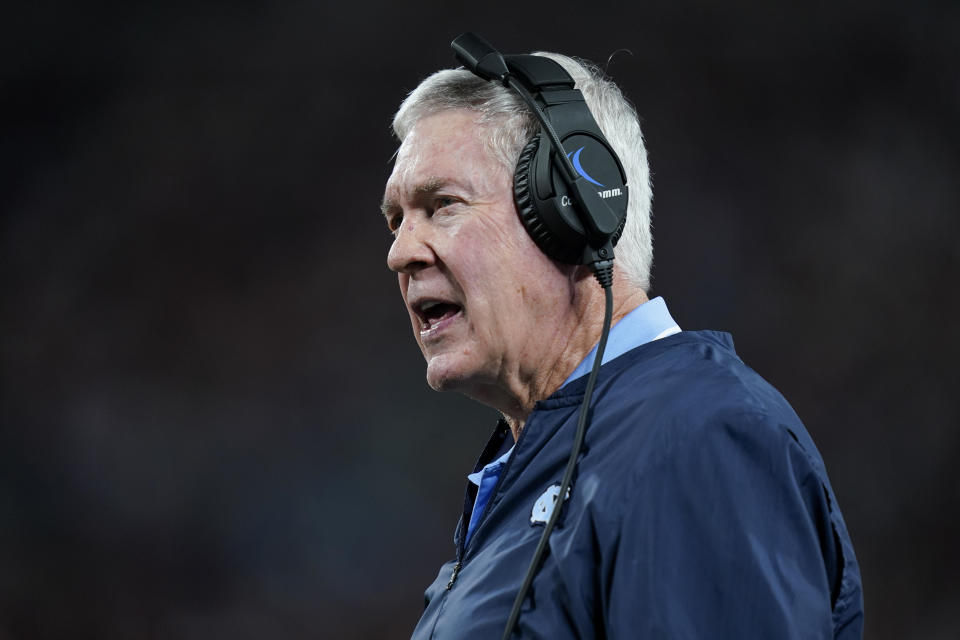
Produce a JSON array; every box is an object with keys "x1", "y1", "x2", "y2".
[{"x1": 530, "y1": 484, "x2": 571, "y2": 525}]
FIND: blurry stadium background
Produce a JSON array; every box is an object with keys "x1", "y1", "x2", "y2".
[{"x1": 1, "y1": 2, "x2": 958, "y2": 637}]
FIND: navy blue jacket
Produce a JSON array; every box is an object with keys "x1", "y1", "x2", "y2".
[{"x1": 411, "y1": 331, "x2": 864, "y2": 639}]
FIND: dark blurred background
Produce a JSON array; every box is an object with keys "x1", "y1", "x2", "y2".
[{"x1": 1, "y1": 1, "x2": 957, "y2": 638}]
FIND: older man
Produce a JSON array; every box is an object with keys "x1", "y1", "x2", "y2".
[{"x1": 382, "y1": 37, "x2": 863, "y2": 640}]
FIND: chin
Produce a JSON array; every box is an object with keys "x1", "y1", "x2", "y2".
[{"x1": 424, "y1": 351, "x2": 478, "y2": 393}]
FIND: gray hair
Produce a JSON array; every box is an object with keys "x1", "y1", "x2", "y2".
[{"x1": 392, "y1": 53, "x2": 653, "y2": 292}]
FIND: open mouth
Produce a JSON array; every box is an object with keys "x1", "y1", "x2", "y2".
[{"x1": 414, "y1": 300, "x2": 464, "y2": 338}]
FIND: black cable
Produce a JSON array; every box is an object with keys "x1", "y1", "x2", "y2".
[
  {"x1": 501, "y1": 269, "x2": 614, "y2": 640},
  {"x1": 505, "y1": 76, "x2": 580, "y2": 185}
]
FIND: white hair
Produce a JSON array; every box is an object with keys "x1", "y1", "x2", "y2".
[{"x1": 392, "y1": 53, "x2": 653, "y2": 292}]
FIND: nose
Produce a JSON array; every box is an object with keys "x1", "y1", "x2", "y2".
[{"x1": 387, "y1": 216, "x2": 435, "y2": 274}]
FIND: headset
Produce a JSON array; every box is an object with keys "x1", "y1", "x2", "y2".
[
  {"x1": 452, "y1": 32, "x2": 629, "y2": 276},
  {"x1": 451, "y1": 33, "x2": 629, "y2": 639}
]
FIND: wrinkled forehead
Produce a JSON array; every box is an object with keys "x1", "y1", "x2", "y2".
[{"x1": 383, "y1": 110, "x2": 509, "y2": 205}]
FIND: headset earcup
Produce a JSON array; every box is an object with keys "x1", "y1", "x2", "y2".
[
  {"x1": 611, "y1": 204, "x2": 627, "y2": 247},
  {"x1": 514, "y1": 136, "x2": 579, "y2": 263}
]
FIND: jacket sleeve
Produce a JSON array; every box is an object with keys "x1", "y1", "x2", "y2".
[{"x1": 605, "y1": 411, "x2": 844, "y2": 639}]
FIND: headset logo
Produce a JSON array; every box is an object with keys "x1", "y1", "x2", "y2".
[
  {"x1": 560, "y1": 188, "x2": 623, "y2": 207},
  {"x1": 566, "y1": 146, "x2": 604, "y2": 187}
]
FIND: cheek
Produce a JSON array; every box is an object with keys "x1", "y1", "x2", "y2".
[
  {"x1": 450, "y1": 214, "x2": 532, "y2": 284},
  {"x1": 453, "y1": 246, "x2": 515, "y2": 326},
  {"x1": 447, "y1": 205, "x2": 568, "y2": 333}
]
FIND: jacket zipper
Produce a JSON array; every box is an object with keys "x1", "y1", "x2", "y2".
[
  {"x1": 444, "y1": 418, "x2": 532, "y2": 592},
  {"x1": 429, "y1": 416, "x2": 539, "y2": 636},
  {"x1": 445, "y1": 561, "x2": 462, "y2": 590}
]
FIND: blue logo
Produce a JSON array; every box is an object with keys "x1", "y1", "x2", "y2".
[
  {"x1": 566, "y1": 146, "x2": 604, "y2": 187},
  {"x1": 531, "y1": 484, "x2": 571, "y2": 525}
]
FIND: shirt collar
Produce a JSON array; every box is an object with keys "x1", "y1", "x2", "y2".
[
  {"x1": 561, "y1": 296, "x2": 680, "y2": 387},
  {"x1": 467, "y1": 447, "x2": 513, "y2": 486}
]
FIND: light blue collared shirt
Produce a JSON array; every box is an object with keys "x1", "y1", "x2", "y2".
[{"x1": 464, "y1": 297, "x2": 681, "y2": 545}]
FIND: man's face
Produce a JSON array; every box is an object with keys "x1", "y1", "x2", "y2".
[{"x1": 382, "y1": 109, "x2": 574, "y2": 399}]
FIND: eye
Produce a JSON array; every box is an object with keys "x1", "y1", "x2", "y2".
[
  {"x1": 387, "y1": 212, "x2": 403, "y2": 234},
  {"x1": 435, "y1": 196, "x2": 458, "y2": 212}
]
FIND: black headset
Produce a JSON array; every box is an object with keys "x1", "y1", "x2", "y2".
[
  {"x1": 451, "y1": 33, "x2": 626, "y2": 639},
  {"x1": 451, "y1": 33, "x2": 629, "y2": 274}
]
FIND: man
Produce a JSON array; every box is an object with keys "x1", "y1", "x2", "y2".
[{"x1": 381, "y1": 43, "x2": 864, "y2": 639}]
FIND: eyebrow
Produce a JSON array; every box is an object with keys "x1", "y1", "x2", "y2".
[{"x1": 380, "y1": 176, "x2": 456, "y2": 217}]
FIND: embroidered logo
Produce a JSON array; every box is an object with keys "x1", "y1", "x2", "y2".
[{"x1": 530, "y1": 483, "x2": 572, "y2": 525}]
